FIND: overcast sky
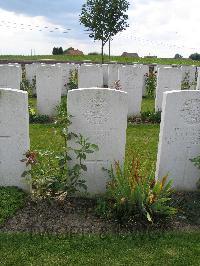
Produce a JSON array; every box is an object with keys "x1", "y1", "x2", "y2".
[{"x1": 0, "y1": 0, "x2": 199, "y2": 57}]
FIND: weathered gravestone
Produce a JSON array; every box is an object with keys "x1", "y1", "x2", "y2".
[
  {"x1": 67, "y1": 88, "x2": 128, "y2": 194},
  {"x1": 36, "y1": 64, "x2": 62, "y2": 116},
  {"x1": 56, "y1": 63, "x2": 78, "y2": 95},
  {"x1": 155, "y1": 67, "x2": 182, "y2": 112},
  {"x1": 196, "y1": 68, "x2": 200, "y2": 90},
  {"x1": 0, "y1": 64, "x2": 21, "y2": 90},
  {"x1": 156, "y1": 90, "x2": 200, "y2": 191},
  {"x1": 108, "y1": 63, "x2": 120, "y2": 88},
  {"x1": 25, "y1": 63, "x2": 40, "y2": 94},
  {"x1": 102, "y1": 64, "x2": 109, "y2": 87},
  {"x1": 119, "y1": 65, "x2": 143, "y2": 116},
  {"x1": 25, "y1": 63, "x2": 39, "y2": 82},
  {"x1": 181, "y1": 65, "x2": 197, "y2": 90},
  {"x1": 0, "y1": 88, "x2": 30, "y2": 191},
  {"x1": 78, "y1": 64, "x2": 103, "y2": 88},
  {"x1": 9, "y1": 63, "x2": 22, "y2": 83}
]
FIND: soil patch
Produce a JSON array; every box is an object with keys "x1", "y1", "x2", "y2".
[{"x1": 0, "y1": 193, "x2": 199, "y2": 234}]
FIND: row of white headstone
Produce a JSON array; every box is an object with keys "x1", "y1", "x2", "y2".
[
  {"x1": 0, "y1": 87, "x2": 200, "y2": 193},
  {"x1": 0, "y1": 63, "x2": 199, "y2": 118}
]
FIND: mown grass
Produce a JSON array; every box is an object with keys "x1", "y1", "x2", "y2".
[
  {"x1": 29, "y1": 94, "x2": 159, "y2": 175},
  {"x1": 141, "y1": 97, "x2": 155, "y2": 113},
  {"x1": 126, "y1": 124, "x2": 160, "y2": 175},
  {"x1": 0, "y1": 108, "x2": 159, "y2": 228},
  {"x1": 29, "y1": 97, "x2": 156, "y2": 115},
  {"x1": 1, "y1": 54, "x2": 200, "y2": 66},
  {"x1": 29, "y1": 123, "x2": 160, "y2": 176},
  {"x1": 0, "y1": 232, "x2": 199, "y2": 265},
  {"x1": 0, "y1": 187, "x2": 26, "y2": 225},
  {"x1": 1, "y1": 101, "x2": 199, "y2": 265}
]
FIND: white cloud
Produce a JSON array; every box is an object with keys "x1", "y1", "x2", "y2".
[
  {"x1": 0, "y1": 0, "x2": 200, "y2": 57},
  {"x1": 0, "y1": 8, "x2": 84, "y2": 55},
  {"x1": 110, "y1": 0, "x2": 200, "y2": 57}
]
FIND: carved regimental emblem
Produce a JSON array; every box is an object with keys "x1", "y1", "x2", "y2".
[
  {"x1": 83, "y1": 94, "x2": 111, "y2": 125},
  {"x1": 180, "y1": 99, "x2": 200, "y2": 124}
]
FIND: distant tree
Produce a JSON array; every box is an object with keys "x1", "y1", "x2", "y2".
[
  {"x1": 189, "y1": 53, "x2": 200, "y2": 61},
  {"x1": 52, "y1": 47, "x2": 64, "y2": 55},
  {"x1": 174, "y1": 53, "x2": 183, "y2": 59},
  {"x1": 88, "y1": 52, "x2": 100, "y2": 55},
  {"x1": 58, "y1": 47, "x2": 64, "y2": 54},
  {"x1": 80, "y1": 0, "x2": 130, "y2": 63},
  {"x1": 64, "y1": 47, "x2": 74, "y2": 53},
  {"x1": 52, "y1": 47, "x2": 58, "y2": 55}
]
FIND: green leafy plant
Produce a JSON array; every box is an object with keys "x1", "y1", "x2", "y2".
[
  {"x1": 28, "y1": 106, "x2": 51, "y2": 124},
  {"x1": 96, "y1": 159, "x2": 176, "y2": 224},
  {"x1": 144, "y1": 71, "x2": 157, "y2": 97},
  {"x1": 141, "y1": 111, "x2": 161, "y2": 124},
  {"x1": 20, "y1": 76, "x2": 36, "y2": 96},
  {"x1": 22, "y1": 101, "x2": 99, "y2": 199},
  {"x1": 67, "y1": 69, "x2": 78, "y2": 90},
  {"x1": 189, "y1": 156, "x2": 200, "y2": 190}
]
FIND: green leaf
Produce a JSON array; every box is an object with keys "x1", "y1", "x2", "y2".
[
  {"x1": 80, "y1": 164, "x2": 87, "y2": 171},
  {"x1": 90, "y1": 144, "x2": 99, "y2": 151}
]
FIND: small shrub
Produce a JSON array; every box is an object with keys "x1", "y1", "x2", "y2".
[
  {"x1": 189, "y1": 156, "x2": 200, "y2": 190},
  {"x1": 22, "y1": 102, "x2": 99, "y2": 199},
  {"x1": 29, "y1": 106, "x2": 51, "y2": 124},
  {"x1": 96, "y1": 159, "x2": 176, "y2": 225},
  {"x1": 20, "y1": 76, "x2": 36, "y2": 96},
  {"x1": 141, "y1": 111, "x2": 161, "y2": 124},
  {"x1": 67, "y1": 69, "x2": 78, "y2": 90},
  {"x1": 145, "y1": 72, "x2": 157, "y2": 97}
]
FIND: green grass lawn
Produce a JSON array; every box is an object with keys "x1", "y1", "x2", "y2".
[
  {"x1": 30, "y1": 123, "x2": 160, "y2": 176},
  {"x1": 0, "y1": 232, "x2": 199, "y2": 265},
  {"x1": 29, "y1": 97, "x2": 156, "y2": 114},
  {"x1": 1, "y1": 54, "x2": 200, "y2": 66},
  {"x1": 141, "y1": 97, "x2": 155, "y2": 113},
  {"x1": 0, "y1": 187, "x2": 26, "y2": 225},
  {"x1": 1, "y1": 107, "x2": 200, "y2": 265}
]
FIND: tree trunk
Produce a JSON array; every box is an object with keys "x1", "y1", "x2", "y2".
[
  {"x1": 109, "y1": 39, "x2": 111, "y2": 60},
  {"x1": 101, "y1": 39, "x2": 104, "y2": 64}
]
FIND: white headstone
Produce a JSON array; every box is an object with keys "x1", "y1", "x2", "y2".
[
  {"x1": 25, "y1": 63, "x2": 40, "y2": 95},
  {"x1": 102, "y1": 64, "x2": 109, "y2": 87},
  {"x1": 67, "y1": 88, "x2": 128, "y2": 194},
  {"x1": 155, "y1": 64, "x2": 171, "y2": 73},
  {"x1": 0, "y1": 64, "x2": 21, "y2": 90},
  {"x1": 59, "y1": 63, "x2": 78, "y2": 95},
  {"x1": 78, "y1": 64, "x2": 103, "y2": 88},
  {"x1": 119, "y1": 65, "x2": 144, "y2": 116},
  {"x1": 25, "y1": 63, "x2": 38, "y2": 82},
  {"x1": 0, "y1": 88, "x2": 30, "y2": 191},
  {"x1": 155, "y1": 67, "x2": 182, "y2": 112},
  {"x1": 156, "y1": 90, "x2": 200, "y2": 191},
  {"x1": 108, "y1": 63, "x2": 120, "y2": 88},
  {"x1": 197, "y1": 68, "x2": 200, "y2": 90},
  {"x1": 36, "y1": 64, "x2": 62, "y2": 116},
  {"x1": 181, "y1": 65, "x2": 197, "y2": 90},
  {"x1": 11, "y1": 63, "x2": 22, "y2": 83}
]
